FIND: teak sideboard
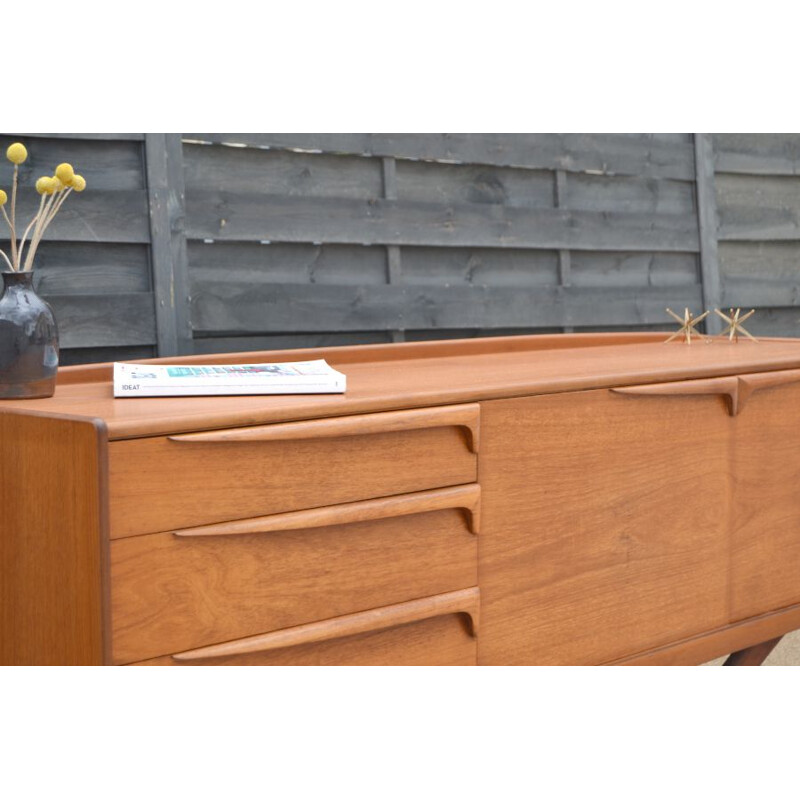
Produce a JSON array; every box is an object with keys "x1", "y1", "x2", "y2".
[{"x1": 4, "y1": 332, "x2": 800, "y2": 666}]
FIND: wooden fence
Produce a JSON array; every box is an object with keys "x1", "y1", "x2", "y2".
[{"x1": 1, "y1": 132, "x2": 798, "y2": 364}]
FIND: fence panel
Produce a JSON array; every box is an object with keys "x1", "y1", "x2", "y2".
[
  {"x1": 0, "y1": 133, "x2": 157, "y2": 364},
  {"x1": 3, "y1": 132, "x2": 798, "y2": 361},
  {"x1": 183, "y1": 132, "x2": 703, "y2": 353},
  {"x1": 714, "y1": 133, "x2": 800, "y2": 337}
]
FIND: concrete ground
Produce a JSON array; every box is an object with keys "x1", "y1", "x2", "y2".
[{"x1": 704, "y1": 629, "x2": 800, "y2": 665}]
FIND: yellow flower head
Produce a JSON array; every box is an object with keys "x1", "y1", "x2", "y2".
[
  {"x1": 72, "y1": 174, "x2": 87, "y2": 192},
  {"x1": 6, "y1": 142, "x2": 27, "y2": 165},
  {"x1": 36, "y1": 176, "x2": 55, "y2": 195},
  {"x1": 51, "y1": 176, "x2": 65, "y2": 193},
  {"x1": 55, "y1": 163, "x2": 75, "y2": 185},
  {"x1": 0, "y1": 189, "x2": 7, "y2": 205}
]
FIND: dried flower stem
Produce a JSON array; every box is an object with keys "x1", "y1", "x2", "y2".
[
  {"x1": 0, "y1": 205, "x2": 16, "y2": 271},
  {"x1": 24, "y1": 188, "x2": 73, "y2": 272},
  {"x1": 42, "y1": 188, "x2": 72, "y2": 229},
  {"x1": 16, "y1": 194, "x2": 47, "y2": 272},
  {"x1": 9, "y1": 166, "x2": 19, "y2": 268},
  {"x1": 0, "y1": 248, "x2": 13, "y2": 271},
  {"x1": 22, "y1": 193, "x2": 56, "y2": 272}
]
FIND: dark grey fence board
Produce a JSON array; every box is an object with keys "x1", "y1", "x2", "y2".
[
  {"x1": 44, "y1": 293, "x2": 156, "y2": 348},
  {"x1": 0, "y1": 241, "x2": 151, "y2": 295},
  {"x1": 566, "y1": 173, "x2": 695, "y2": 214},
  {"x1": 714, "y1": 134, "x2": 800, "y2": 176},
  {"x1": 723, "y1": 278, "x2": 800, "y2": 308},
  {"x1": 718, "y1": 220, "x2": 800, "y2": 242},
  {"x1": 736, "y1": 308, "x2": 800, "y2": 338},
  {"x1": 185, "y1": 133, "x2": 695, "y2": 180},
  {"x1": 719, "y1": 241, "x2": 800, "y2": 280},
  {"x1": 399, "y1": 247, "x2": 560, "y2": 287},
  {"x1": 716, "y1": 173, "x2": 800, "y2": 241},
  {"x1": 16, "y1": 133, "x2": 145, "y2": 141},
  {"x1": 0, "y1": 136, "x2": 145, "y2": 190},
  {"x1": 569, "y1": 251, "x2": 699, "y2": 288},
  {"x1": 183, "y1": 144, "x2": 383, "y2": 198},
  {"x1": 186, "y1": 193, "x2": 700, "y2": 252},
  {"x1": 191, "y1": 332, "x2": 392, "y2": 354},
  {"x1": 11, "y1": 190, "x2": 150, "y2": 243},
  {"x1": 59, "y1": 345, "x2": 156, "y2": 366},
  {"x1": 394, "y1": 161, "x2": 555, "y2": 209},
  {"x1": 404, "y1": 327, "x2": 566, "y2": 341},
  {"x1": 188, "y1": 241, "x2": 390, "y2": 286},
  {"x1": 191, "y1": 282, "x2": 702, "y2": 334}
]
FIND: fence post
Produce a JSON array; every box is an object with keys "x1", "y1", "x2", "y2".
[
  {"x1": 145, "y1": 133, "x2": 193, "y2": 355},
  {"x1": 694, "y1": 133, "x2": 723, "y2": 334},
  {"x1": 382, "y1": 156, "x2": 405, "y2": 343},
  {"x1": 555, "y1": 169, "x2": 573, "y2": 333}
]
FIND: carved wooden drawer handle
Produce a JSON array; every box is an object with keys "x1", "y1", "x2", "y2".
[
  {"x1": 168, "y1": 403, "x2": 480, "y2": 452},
  {"x1": 172, "y1": 483, "x2": 481, "y2": 537},
  {"x1": 171, "y1": 587, "x2": 480, "y2": 662},
  {"x1": 611, "y1": 369, "x2": 800, "y2": 417}
]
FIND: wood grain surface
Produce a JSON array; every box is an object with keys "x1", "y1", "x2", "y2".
[
  {"x1": 5, "y1": 332, "x2": 800, "y2": 666},
  {"x1": 611, "y1": 601, "x2": 800, "y2": 665},
  {"x1": 171, "y1": 588, "x2": 479, "y2": 661},
  {"x1": 729, "y1": 379, "x2": 800, "y2": 619},
  {"x1": 6, "y1": 334, "x2": 800, "y2": 441},
  {"x1": 109, "y1": 421, "x2": 476, "y2": 538},
  {"x1": 171, "y1": 484, "x2": 481, "y2": 538},
  {"x1": 112, "y1": 508, "x2": 477, "y2": 663},
  {"x1": 168, "y1": 403, "x2": 480, "y2": 452},
  {"x1": 478, "y1": 388, "x2": 732, "y2": 665},
  {"x1": 0, "y1": 412, "x2": 107, "y2": 665},
  {"x1": 134, "y1": 611, "x2": 477, "y2": 666}
]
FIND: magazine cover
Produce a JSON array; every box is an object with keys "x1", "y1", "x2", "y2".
[{"x1": 113, "y1": 359, "x2": 346, "y2": 397}]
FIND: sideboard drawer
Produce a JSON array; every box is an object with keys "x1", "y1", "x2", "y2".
[
  {"x1": 108, "y1": 403, "x2": 479, "y2": 538},
  {"x1": 132, "y1": 589, "x2": 480, "y2": 666},
  {"x1": 111, "y1": 487, "x2": 480, "y2": 664}
]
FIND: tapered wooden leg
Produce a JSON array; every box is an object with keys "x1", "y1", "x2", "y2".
[{"x1": 723, "y1": 636, "x2": 783, "y2": 666}]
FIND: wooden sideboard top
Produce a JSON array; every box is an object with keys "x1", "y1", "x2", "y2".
[{"x1": 4, "y1": 332, "x2": 800, "y2": 440}]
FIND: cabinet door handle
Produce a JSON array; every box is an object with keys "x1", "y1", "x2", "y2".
[
  {"x1": 172, "y1": 483, "x2": 481, "y2": 537},
  {"x1": 168, "y1": 403, "x2": 480, "y2": 453},
  {"x1": 171, "y1": 587, "x2": 480, "y2": 662},
  {"x1": 612, "y1": 369, "x2": 800, "y2": 416},
  {"x1": 612, "y1": 376, "x2": 741, "y2": 414}
]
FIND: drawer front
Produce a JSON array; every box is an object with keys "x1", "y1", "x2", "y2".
[
  {"x1": 109, "y1": 404, "x2": 479, "y2": 538},
  {"x1": 132, "y1": 589, "x2": 479, "y2": 666},
  {"x1": 111, "y1": 487, "x2": 480, "y2": 664}
]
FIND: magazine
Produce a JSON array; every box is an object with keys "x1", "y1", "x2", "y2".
[{"x1": 113, "y1": 359, "x2": 346, "y2": 398}]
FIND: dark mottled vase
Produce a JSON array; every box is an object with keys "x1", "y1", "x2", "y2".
[{"x1": 0, "y1": 271, "x2": 59, "y2": 399}]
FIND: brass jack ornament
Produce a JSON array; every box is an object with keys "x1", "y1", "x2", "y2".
[
  {"x1": 714, "y1": 308, "x2": 757, "y2": 343},
  {"x1": 664, "y1": 307, "x2": 711, "y2": 344}
]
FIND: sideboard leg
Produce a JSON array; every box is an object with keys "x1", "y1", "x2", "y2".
[{"x1": 723, "y1": 636, "x2": 783, "y2": 666}]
